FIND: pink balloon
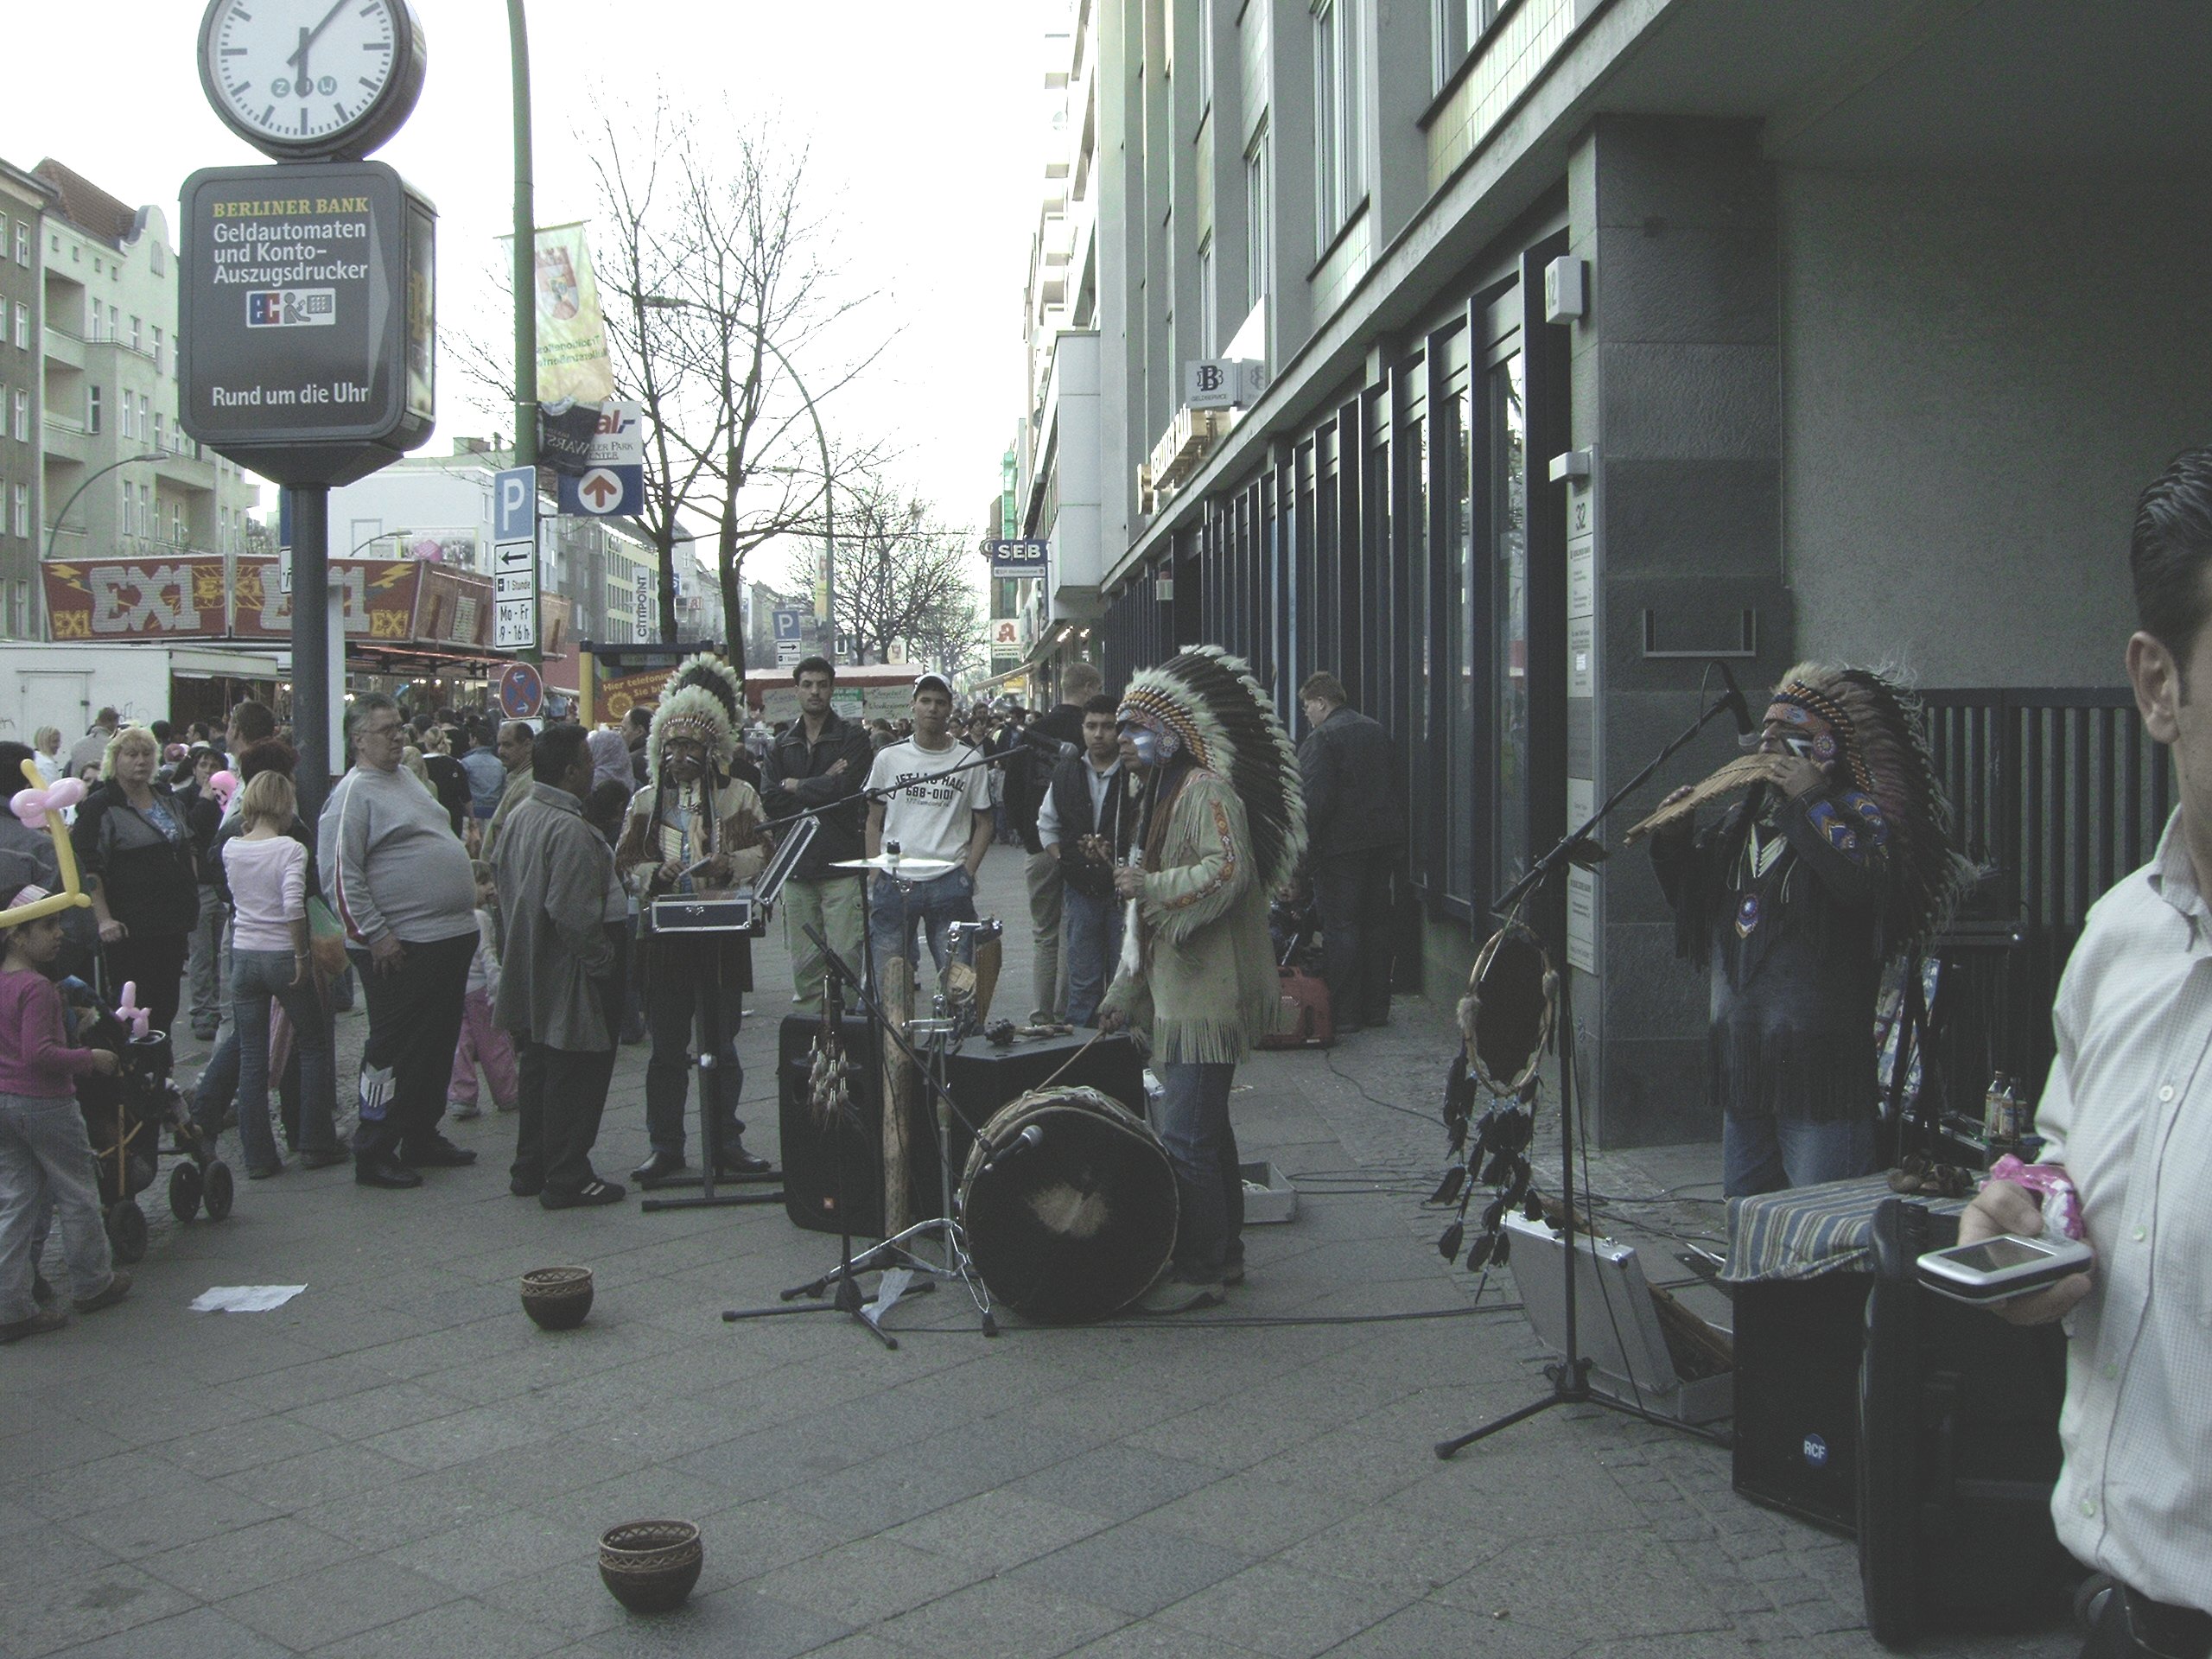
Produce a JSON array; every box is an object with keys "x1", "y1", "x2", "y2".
[
  {"x1": 116, "y1": 981, "x2": 151, "y2": 1040},
  {"x1": 209, "y1": 770, "x2": 240, "y2": 807},
  {"x1": 10, "y1": 778, "x2": 82, "y2": 829}
]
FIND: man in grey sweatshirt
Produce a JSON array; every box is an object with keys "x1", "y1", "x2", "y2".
[{"x1": 320, "y1": 693, "x2": 480, "y2": 1189}]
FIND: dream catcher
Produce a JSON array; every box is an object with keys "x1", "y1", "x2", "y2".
[{"x1": 1433, "y1": 920, "x2": 1559, "y2": 1274}]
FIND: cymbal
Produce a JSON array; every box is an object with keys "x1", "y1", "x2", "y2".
[{"x1": 830, "y1": 854, "x2": 959, "y2": 876}]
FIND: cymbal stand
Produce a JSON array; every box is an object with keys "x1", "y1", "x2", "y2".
[{"x1": 724, "y1": 925, "x2": 1000, "y2": 1340}]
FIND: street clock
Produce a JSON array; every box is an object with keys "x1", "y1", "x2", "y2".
[{"x1": 196, "y1": 0, "x2": 428, "y2": 162}]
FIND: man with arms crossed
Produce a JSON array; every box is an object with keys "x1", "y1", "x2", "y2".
[
  {"x1": 1036, "y1": 694, "x2": 1128, "y2": 1027},
  {"x1": 760, "y1": 657, "x2": 873, "y2": 1014},
  {"x1": 864, "y1": 673, "x2": 995, "y2": 982},
  {"x1": 1961, "y1": 448, "x2": 2212, "y2": 1659}
]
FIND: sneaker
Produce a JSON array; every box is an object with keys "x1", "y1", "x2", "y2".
[
  {"x1": 245, "y1": 1160, "x2": 285, "y2": 1180},
  {"x1": 0, "y1": 1309, "x2": 67, "y2": 1344},
  {"x1": 30, "y1": 1272, "x2": 54, "y2": 1305},
  {"x1": 493, "y1": 1098, "x2": 519, "y2": 1115},
  {"x1": 73, "y1": 1270, "x2": 132, "y2": 1314},
  {"x1": 1137, "y1": 1274, "x2": 1224, "y2": 1314},
  {"x1": 299, "y1": 1147, "x2": 349, "y2": 1170},
  {"x1": 540, "y1": 1179, "x2": 626, "y2": 1211},
  {"x1": 1222, "y1": 1259, "x2": 1246, "y2": 1287},
  {"x1": 447, "y1": 1100, "x2": 481, "y2": 1122},
  {"x1": 401, "y1": 1135, "x2": 477, "y2": 1167}
]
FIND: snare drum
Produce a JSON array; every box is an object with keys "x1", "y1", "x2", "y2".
[{"x1": 958, "y1": 1087, "x2": 1178, "y2": 1323}]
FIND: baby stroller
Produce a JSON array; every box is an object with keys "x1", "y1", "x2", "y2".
[{"x1": 61, "y1": 978, "x2": 234, "y2": 1264}]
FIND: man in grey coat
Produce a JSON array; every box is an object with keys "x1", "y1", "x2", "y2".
[{"x1": 492, "y1": 725, "x2": 626, "y2": 1209}]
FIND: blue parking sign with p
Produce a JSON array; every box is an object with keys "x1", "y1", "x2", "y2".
[{"x1": 494, "y1": 467, "x2": 536, "y2": 541}]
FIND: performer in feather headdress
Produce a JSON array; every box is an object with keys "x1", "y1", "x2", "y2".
[
  {"x1": 613, "y1": 654, "x2": 774, "y2": 1185},
  {"x1": 1649, "y1": 661, "x2": 1967, "y2": 1196},
  {"x1": 1102, "y1": 646, "x2": 1306, "y2": 1312}
]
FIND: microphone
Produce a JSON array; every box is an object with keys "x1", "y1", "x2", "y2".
[
  {"x1": 1019, "y1": 728, "x2": 1077, "y2": 762},
  {"x1": 1715, "y1": 662, "x2": 1758, "y2": 749},
  {"x1": 985, "y1": 1122, "x2": 1044, "y2": 1170}
]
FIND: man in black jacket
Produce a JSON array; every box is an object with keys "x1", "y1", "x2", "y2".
[
  {"x1": 759, "y1": 658, "x2": 874, "y2": 1017},
  {"x1": 1296, "y1": 671, "x2": 1404, "y2": 1031},
  {"x1": 1036, "y1": 696, "x2": 1128, "y2": 1026},
  {"x1": 1017, "y1": 661, "x2": 1101, "y2": 1022}
]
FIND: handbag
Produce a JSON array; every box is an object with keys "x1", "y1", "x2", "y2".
[{"x1": 307, "y1": 896, "x2": 350, "y2": 978}]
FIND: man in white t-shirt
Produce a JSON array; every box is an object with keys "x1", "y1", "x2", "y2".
[{"x1": 864, "y1": 673, "x2": 995, "y2": 979}]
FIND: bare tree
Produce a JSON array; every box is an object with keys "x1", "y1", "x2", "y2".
[{"x1": 810, "y1": 476, "x2": 987, "y2": 675}]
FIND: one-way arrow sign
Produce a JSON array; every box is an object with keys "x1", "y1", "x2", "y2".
[{"x1": 558, "y1": 462, "x2": 644, "y2": 518}]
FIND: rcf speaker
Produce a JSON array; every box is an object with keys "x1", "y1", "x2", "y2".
[
  {"x1": 1731, "y1": 1270, "x2": 1872, "y2": 1533},
  {"x1": 776, "y1": 1014, "x2": 923, "y2": 1238},
  {"x1": 941, "y1": 1030, "x2": 1147, "y2": 1174}
]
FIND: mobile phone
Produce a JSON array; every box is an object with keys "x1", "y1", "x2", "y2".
[{"x1": 1916, "y1": 1233, "x2": 2093, "y2": 1305}]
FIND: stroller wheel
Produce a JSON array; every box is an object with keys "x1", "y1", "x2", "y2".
[
  {"x1": 202, "y1": 1161, "x2": 235, "y2": 1223},
  {"x1": 168, "y1": 1161, "x2": 204, "y2": 1224},
  {"x1": 105, "y1": 1200, "x2": 148, "y2": 1265}
]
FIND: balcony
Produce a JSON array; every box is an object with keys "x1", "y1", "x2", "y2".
[
  {"x1": 41, "y1": 326, "x2": 83, "y2": 372},
  {"x1": 41, "y1": 418, "x2": 94, "y2": 469}
]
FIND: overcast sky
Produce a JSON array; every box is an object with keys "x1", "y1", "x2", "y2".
[{"x1": 4, "y1": 0, "x2": 1045, "y2": 571}]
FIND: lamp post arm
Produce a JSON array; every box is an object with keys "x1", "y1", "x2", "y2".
[{"x1": 45, "y1": 452, "x2": 165, "y2": 562}]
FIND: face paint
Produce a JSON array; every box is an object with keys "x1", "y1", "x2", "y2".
[{"x1": 1118, "y1": 714, "x2": 1178, "y2": 768}]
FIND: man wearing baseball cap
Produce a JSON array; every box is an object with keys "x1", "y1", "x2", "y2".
[{"x1": 861, "y1": 673, "x2": 995, "y2": 981}]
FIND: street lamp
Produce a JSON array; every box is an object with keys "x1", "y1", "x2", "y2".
[
  {"x1": 639, "y1": 294, "x2": 837, "y2": 662},
  {"x1": 44, "y1": 452, "x2": 168, "y2": 562}
]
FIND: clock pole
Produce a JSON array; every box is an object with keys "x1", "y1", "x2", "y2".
[{"x1": 508, "y1": 0, "x2": 543, "y2": 671}]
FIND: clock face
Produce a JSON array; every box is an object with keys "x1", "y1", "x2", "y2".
[{"x1": 199, "y1": 0, "x2": 425, "y2": 159}]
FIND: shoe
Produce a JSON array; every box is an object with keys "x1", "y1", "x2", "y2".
[
  {"x1": 714, "y1": 1144, "x2": 773, "y2": 1179},
  {"x1": 73, "y1": 1270, "x2": 132, "y2": 1313},
  {"x1": 192, "y1": 1026, "x2": 219, "y2": 1042},
  {"x1": 0, "y1": 1309, "x2": 67, "y2": 1344},
  {"x1": 355, "y1": 1156, "x2": 423, "y2": 1189},
  {"x1": 510, "y1": 1175, "x2": 543, "y2": 1198},
  {"x1": 299, "y1": 1147, "x2": 348, "y2": 1170},
  {"x1": 1222, "y1": 1259, "x2": 1246, "y2": 1287},
  {"x1": 401, "y1": 1135, "x2": 477, "y2": 1167},
  {"x1": 246, "y1": 1161, "x2": 285, "y2": 1180},
  {"x1": 630, "y1": 1151, "x2": 687, "y2": 1185},
  {"x1": 448, "y1": 1100, "x2": 481, "y2": 1122},
  {"x1": 1137, "y1": 1274, "x2": 1224, "y2": 1314},
  {"x1": 494, "y1": 1098, "x2": 518, "y2": 1114},
  {"x1": 541, "y1": 1179, "x2": 626, "y2": 1211},
  {"x1": 30, "y1": 1272, "x2": 54, "y2": 1305}
]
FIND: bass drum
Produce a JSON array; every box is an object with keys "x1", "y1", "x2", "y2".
[{"x1": 959, "y1": 1087, "x2": 1179, "y2": 1323}]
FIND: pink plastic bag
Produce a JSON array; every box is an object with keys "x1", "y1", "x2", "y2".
[{"x1": 1985, "y1": 1154, "x2": 2084, "y2": 1241}]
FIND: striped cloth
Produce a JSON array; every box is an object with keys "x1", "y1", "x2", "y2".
[{"x1": 1724, "y1": 1172, "x2": 1967, "y2": 1284}]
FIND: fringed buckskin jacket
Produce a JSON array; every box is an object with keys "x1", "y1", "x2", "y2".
[{"x1": 1103, "y1": 766, "x2": 1286, "y2": 1065}]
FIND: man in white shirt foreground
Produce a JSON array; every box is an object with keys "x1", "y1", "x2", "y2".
[
  {"x1": 863, "y1": 673, "x2": 995, "y2": 983},
  {"x1": 1961, "y1": 448, "x2": 2212, "y2": 1659}
]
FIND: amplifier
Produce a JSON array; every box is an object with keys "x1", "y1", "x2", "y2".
[
  {"x1": 941, "y1": 1030, "x2": 1147, "y2": 1175},
  {"x1": 648, "y1": 893, "x2": 759, "y2": 934}
]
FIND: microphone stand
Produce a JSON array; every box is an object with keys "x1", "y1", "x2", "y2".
[{"x1": 1435, "y1": 687, "x2": 1744, "y2": 1459}]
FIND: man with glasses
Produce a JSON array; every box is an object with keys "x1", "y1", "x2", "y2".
[
  {"x1": 321, "y1": 692, "x2": 481, "y2": 1189},
  {"x1": 862, "y1": 673, "x2": 995, "y2": 982}
]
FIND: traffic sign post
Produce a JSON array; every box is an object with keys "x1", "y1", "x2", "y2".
[
  {"x1": 493, "y1": 465, "x2": 538, "y2": 655},
  {"x1": 497, "y1": 661, "x2": 544, "y2": 720}
]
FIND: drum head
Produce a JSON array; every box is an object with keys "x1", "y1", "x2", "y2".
[{"x1": 961, "y1": 1089, "x2": 1178, "y2": 1323}]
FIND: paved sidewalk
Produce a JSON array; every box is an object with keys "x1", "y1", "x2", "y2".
[{"x1": 5, "y1": 844, "x2": 2075, "y2": 1657}]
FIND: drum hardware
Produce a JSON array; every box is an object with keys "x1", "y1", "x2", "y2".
[
  {"x1": 725, "y1": 922, "x2": 1002, "y2": 1342},
  {"x1": 1433, "y1": 669, "x2": 1747, "y2": 1461}
]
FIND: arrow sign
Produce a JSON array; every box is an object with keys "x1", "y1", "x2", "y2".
[{"x1": 558, "y1": 463, "x2": 643, "y2": 518}]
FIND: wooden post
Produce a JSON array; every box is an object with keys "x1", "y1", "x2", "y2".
[{"x1": 879, "y1": 954, "x2": 915, "y2": 1236}]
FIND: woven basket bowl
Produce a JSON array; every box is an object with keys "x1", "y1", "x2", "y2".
[
  {"x1": 519, "y1": 1266, "x2": 594, "y2": 1332},
  {"x1": 598, "y1": 1519, "x2": 702, "y2": 1612}
]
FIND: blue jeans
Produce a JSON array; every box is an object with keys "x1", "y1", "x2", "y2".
[
  {"x1": 1061, "y1": 886, "x2": 1124, "y2": 1028},
  {"x1": 231, "y1": 949, "x2": 340, "y2": 1172},
  {"x1": 1721, "y1": 1111, "x2": 1876, "y2": 1198},
  {"x1": 1154, "y1": 1061, "x2": 1242, "y2": 1280},
  {"x1": 868, "y1": 867, "x2": 978, "y2": 981},
  {"x1": 0, "y1": 1091, "x2": 115, "y2": 1324}
]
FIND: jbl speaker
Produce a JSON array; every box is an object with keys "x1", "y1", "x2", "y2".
[{"x1": 940, "y1": 1030, "x2": 1147, "y2": 1174}]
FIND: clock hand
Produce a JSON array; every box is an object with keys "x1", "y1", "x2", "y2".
[{"x1": 287, "y1": 0, "x2": 353, "y2": 73}]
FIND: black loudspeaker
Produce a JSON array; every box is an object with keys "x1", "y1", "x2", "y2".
[
  {"x1": 941, "y1": 1030, "x2": 1147, "y2": 1174},
  {"x1": 1732, "y1": 1271, "x2": 1872, "y2": 1533},
  {"x1": 776, "y1": 1015, "x2": 916, "y2": 1238}
]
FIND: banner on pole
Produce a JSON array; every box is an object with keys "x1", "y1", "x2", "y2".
[{"x1": 512, "y1": 222, "x2": 616, "y2": 403}]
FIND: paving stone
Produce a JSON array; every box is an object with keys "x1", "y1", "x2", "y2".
[
  {"x1": 217, "y1": 1554, "x2": 459, "y2": 1649},
  {"x1": 884, "y1": 1488, "x2": 1114, "y2": 1573},
  {"x1": 876, "y1": 1577, "x2": 1122, "y2": 1659},
  {"x1": 65, "y1": 1482, "x2": 283, "y2": 1561},
  {"x1": 1151, "y1": 1560, "x2": 1419, "y2": 1659},
  {"x1": 304, "y1": 1596, "x2": 576, "y2": 1659},
  {"x1": 1006, "y1": 1441, "x2": 1217, "y2": 1522},
  {"x1": 21, "y1": 1605, "x2": 296, "y2": 1659},
  {"x1": 577, "y1": 1586, "x2": 852, "y2": 1658},
  {"x1": 753, "y1": 1535, "x2": 985, "y2": 1625},
  {"x1": 5, "y1": 1557, "x2": 199, "y2": 1659},
  {"x1": 382, "y1": 1505, "x2": 593, "y2": 1594},
  {"x1": 135, "y1": 1516, "x2": 358, "y2": 1604},
  {"x1": 1010, "y1": 1519, "x2": 1249, "y2": 1617}
]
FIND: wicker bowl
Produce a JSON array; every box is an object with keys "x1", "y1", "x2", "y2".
[
  {"x1": 519, "y1": 1266, "x2": 594, "y2": 1332},
  {"x1": 598, "y1": 1519, "x2": 702, "y2": 1612}
]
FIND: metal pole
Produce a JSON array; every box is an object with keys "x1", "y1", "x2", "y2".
[
  {"x1": 291, "y1": 485, "x2": 332, "y2": 828},
  {"x1": 44, "y1": 453, "x2": 161, "y2": 563},
  {"x1": 508, "y1": 0, "x2": 542, "y2": 669}
]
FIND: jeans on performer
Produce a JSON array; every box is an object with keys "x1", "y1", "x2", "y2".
[
  {"x1": 0, "y1": 1091, "x2": 117, "y2": 1325},
  {"x1": 448, "y1": 988, "x2": 518, "y2": 1109},
  {"x1": 230, "y1": 948, "x2": 340, "y2": 1173},
  {"x1": 1154, "y1": 1061, "x2": 1243, "y2": 1281},
  {"x1": 867, "y1": 867, "x2": 978, "y2": 983},
  {"x1": 644, "y1": 935, "x2": 747, "y2": 1162},
  {"x1": 1722, "y1": 1111, "x2": 1877, "y2": 1198},
  {"x1": 1060, "y1": 886, "x2": 1124, "y2": 1028}
]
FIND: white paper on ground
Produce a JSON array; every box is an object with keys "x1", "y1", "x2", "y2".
[{"x1": 189, "y1": 1285, "x2": 307, "y2": 1313}]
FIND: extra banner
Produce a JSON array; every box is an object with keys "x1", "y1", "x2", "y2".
[{"x1": 520, "y1": 222, "x2": 616, "y2": 403}]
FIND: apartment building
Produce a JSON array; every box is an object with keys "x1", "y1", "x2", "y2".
[
  {"x1": 1042, "y1": 0, "x2": 2212, "y2": 1147},
  {"x1": 0, "y1": 163, "x2": 50, "y2": 639},
  {"x1": 34, "y1": 160, "x2": 258, "y2": 614}
]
